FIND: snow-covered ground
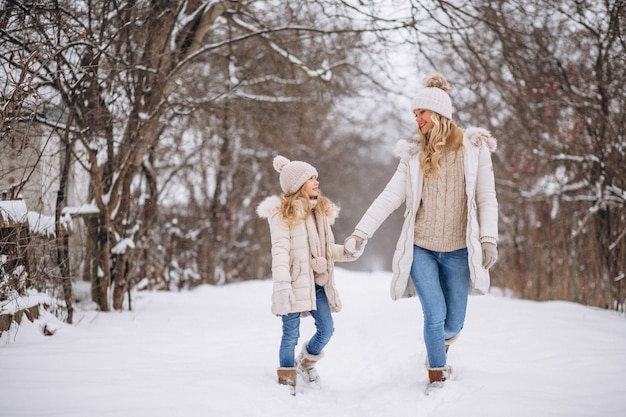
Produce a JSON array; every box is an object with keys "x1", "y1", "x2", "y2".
[{"x1": 1, "y1": 269, "x2": 625, "y2": 417}]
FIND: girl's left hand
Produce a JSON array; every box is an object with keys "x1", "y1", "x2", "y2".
[{"x1": 273, "y1": 288, "x2": 295, "y2": 316}]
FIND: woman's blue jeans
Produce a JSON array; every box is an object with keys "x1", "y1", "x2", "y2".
[
  {"x1": 410, "y1": 245, "x2": 470, "y2": 369},
  {"x1": 279, "y1": 285, "x2": 334, "y2": 367}
]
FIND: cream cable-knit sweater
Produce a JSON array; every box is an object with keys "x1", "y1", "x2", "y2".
[{"x1": 414, "y1": 147, "x2": 468, "y2": 251}]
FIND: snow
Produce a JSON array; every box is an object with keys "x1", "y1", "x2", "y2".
[
  {"x1": 0, "y1": 200, "x2": 28, "y2": 225},
  {"x1": 0, "y1": 200, "x2": 58, "y2": 237},
  {"x1": 112, "y1": 237, "x2": 136, "y2": 255},
  {"x1": 0, "y1": 290, "x2": 57, "y2": 315},
  {"x1": 62, "y1": 204, "x2": 99, "y2": 216},
  {"x1": 1, "y1": 268, "x2": 625, "y2": 417},
  {"x1": 27, "y1": 211, "x2": 58, "y2": 237}
]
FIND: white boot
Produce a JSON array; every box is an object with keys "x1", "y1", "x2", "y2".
[{"x1": 296, "y1": 345, "x2": 324, "y2": 384}]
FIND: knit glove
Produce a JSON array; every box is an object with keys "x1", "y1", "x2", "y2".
[
  {"x1": 273, "y1": 288, "x2": 295, "y2": 316},
  {"x1": 481, "y1": 242, "x2": 498, "y2": 269},
  {"x1": 344, "y1": 230, "x2": 368, "y2": 258}
]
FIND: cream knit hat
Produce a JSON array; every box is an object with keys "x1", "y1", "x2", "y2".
[
  {"x1": 273, "y1": 155, "x2": 318, "y2": 195},
  {"x1": 411, "y1": 72, "x2": 453, "y2": 120}
]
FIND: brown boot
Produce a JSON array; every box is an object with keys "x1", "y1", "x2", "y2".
[
  {"x1": 427, "y1": 365, "x2": 452, "y2": 384},
  {"x1": 424, "y1": 366, "x2": 451, "y2": 395},
  {"x1": 277, "y1": 367, "x2": 297, "y2": 395},
  {"x1": 296, "y1": 345, "x2": 324, "y2": 383},
  {"x1": 428, "y1": 368, "x2": 447, "y2": 384}
]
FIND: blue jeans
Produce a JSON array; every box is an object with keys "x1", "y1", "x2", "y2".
[
  {"x1": 279, "y1": 285, "x2": 334, "y2": 367},
  {"x1": 410, "y1": 245, "x2": 470, "y2": 368}
]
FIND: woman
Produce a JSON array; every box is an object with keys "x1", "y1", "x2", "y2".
[
  {"x1": 345, "y1": 72, "x2": 499, "y2": 390},
  {"x1": 257, "y1": 155, "x2": 356, "y2": 395}
]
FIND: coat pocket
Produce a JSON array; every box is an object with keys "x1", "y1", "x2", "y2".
[{"x1": 290, "y1": 258, "x2": 301, "y2": 282}]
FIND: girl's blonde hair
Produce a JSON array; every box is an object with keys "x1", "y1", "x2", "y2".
[
  {"x1": 280, "y1": 187, "x2": 333, "y2": 226},
  {"x1": 418, "y1": 112, "x2": 464, "y2": 177}
]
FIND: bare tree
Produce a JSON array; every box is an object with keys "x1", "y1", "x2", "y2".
[{"x1": 1, "y1": 0, "x2": 422, "y2": 312}]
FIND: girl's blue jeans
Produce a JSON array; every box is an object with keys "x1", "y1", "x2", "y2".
[
  {"x1": 279, "y1": 285, "x2": 334, "y2": 368},
  {"x1": 410, "y1": 245, "x2": 470, "y2": 369}
]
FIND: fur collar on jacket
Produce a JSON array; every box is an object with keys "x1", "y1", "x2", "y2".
[
  {"x1": 394, "y1": 126, "x2": 498, "y2": 159},
  {"x1": 257, "y1": 195, "x2": 340, "y2": 225}
]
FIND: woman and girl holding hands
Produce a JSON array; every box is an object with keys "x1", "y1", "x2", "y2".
[{"x1": 257, "y1": 72, "x2": 499, "y2": 395}]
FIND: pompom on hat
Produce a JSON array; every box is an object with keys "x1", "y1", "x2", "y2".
[
  {"x1": 273, "y1": 155, "x2": 318, "y2": 195},
  {"x1": 411, "y1": 72, "x2": 453, "y2": 120}
]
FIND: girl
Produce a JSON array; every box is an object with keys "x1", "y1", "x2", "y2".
[
  {"x1": 257, "y1": 155, "x2": 356, "y2": 394},
  {"x1": 345, "y1": 72, "x2": 499, "y2": 391}
]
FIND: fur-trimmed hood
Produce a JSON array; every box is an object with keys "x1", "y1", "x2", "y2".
[
  {"x1": 394, "y1": 126, "x2": 497, "y2": 159},
  {"x1": 257, "y1": 195, "x2": 340, "y2": 225},
  {"x1": 257, "y1": 195, "x2": 282, "y2": 219}
]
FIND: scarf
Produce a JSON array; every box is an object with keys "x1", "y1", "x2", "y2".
[{"x1": 305, "y1": 199, "x2": 331, "y2": 286}]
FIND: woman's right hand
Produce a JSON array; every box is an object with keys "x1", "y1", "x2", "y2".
[{"x1": 344, "y1": 230, "x2": 368, "y2": 258}]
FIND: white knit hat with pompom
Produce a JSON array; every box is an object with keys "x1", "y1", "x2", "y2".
[
  {"x1": 273, "y1": 155, "x2": 318, "y2": 195},
  {"x1": 411, "y1": 72, "x2": 453, "y2": 119}
]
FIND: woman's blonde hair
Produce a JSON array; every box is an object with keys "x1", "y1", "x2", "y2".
[
  {"x1": 418, "y1": 113, "x2": 464, "y2": 177},
  {"x1": 280, "y1": 187, "x2": 333, "y2": 226}
]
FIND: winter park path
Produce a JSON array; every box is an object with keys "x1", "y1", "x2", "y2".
[{"x1": 1, "y1": 269, "x2": 625, "y2": 417}]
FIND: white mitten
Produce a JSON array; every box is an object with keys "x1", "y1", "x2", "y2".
[
  {"x1": 481, "y1": 242, "x2": 498, "y2": 269},
  {"x1": 273, "y1": 288, "x2": 295, "y2": 316},
  {"x1": 344, "y1": 230, "x2": 368, "y2": 258}
]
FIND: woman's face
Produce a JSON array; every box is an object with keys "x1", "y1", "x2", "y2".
[
  {"x1": 302, "y1": 176, "x2": 319, "y2": 198},
  {"x1": 413, "y1": 108, "x2": 434, "y2": 134}
]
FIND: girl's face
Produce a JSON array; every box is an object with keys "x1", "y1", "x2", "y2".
[
  {"x1": 413, "y1": 108, "x2": 434, "y2": 134},
  {"x1": 302, "y1": 176, "x2": 319, "y2": 198}
]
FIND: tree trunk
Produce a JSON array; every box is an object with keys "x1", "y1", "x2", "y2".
[
  {"x1": 112, "y1": 252, "x2": 130, "y2": 310},
  {"x1": 83, "y1": 216, "x2": 99, "y2": 283},
  {"x1": 55, "y1": 132, "x2": 74, "y2": 323},
  {"x1": 92, "y1": 212, "x2": 111, "y2": 312}
]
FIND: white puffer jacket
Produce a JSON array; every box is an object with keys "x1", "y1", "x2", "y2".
[
  {"x1": 355, "y1": 127, "x2": 499, "y2": 298},
  {"x1": 257, "y1": 196, "x2": 354, "y2": 315}
]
